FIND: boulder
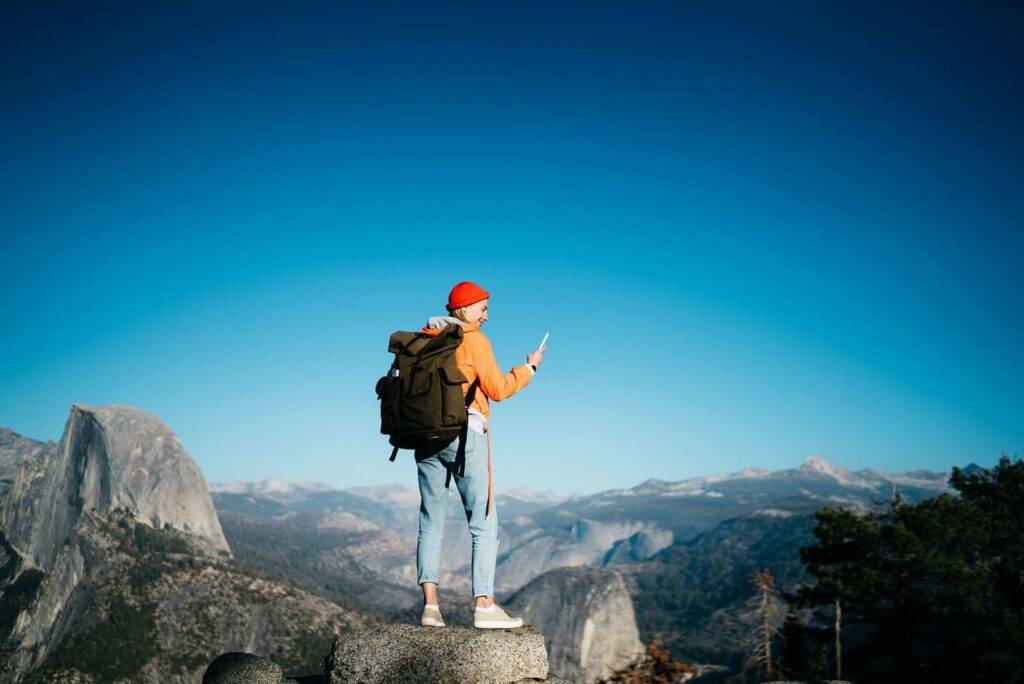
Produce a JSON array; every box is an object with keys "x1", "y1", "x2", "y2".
[
  {"x1": 325, "y1": 624, "x2": 549, "y2": 683},
  {"x1": 203, "y1": 652, "x2": 283, "y2": 683}
]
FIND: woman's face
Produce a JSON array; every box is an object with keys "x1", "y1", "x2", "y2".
[{"x1": 464, "y1": 298, "x2": 489, "y2": 325}]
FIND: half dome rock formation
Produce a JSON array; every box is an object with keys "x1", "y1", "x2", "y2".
[
  {"x1": 507, "y1": 566, "x2": 645, "y2": 682},
  {"x1": 0, "y1": 404, "x2": 250, "y2": 681},
  {"x1": 2, "y1": 403, "x2": 229, "y2": 565}
]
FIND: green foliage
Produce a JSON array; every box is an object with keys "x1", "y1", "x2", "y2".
[
  {"x1": 33, "y1": 516, "x2": 195, "y2": 681},
  {"x1": 24, "y1": 511, "x2": 362, "y2": 682},
  {"x1": 797, "y1": 455, "x2": 1024, "y2": 682},
  {"x1": 799, "y1": 507, "x2": 882, "y2": 608},
  {"x1": 630, "y1": 514, "x2": 817, "y2": 669},
  {"x1": 37, "y1": 593, "x2": 159, "y2": 681},
  {"x1": 266, "y1": 630, "x2": 342, "y2": 676},
  {"x1": 777, "y1": 609, "x2": 827, "y2": 680},
  {"x1": 108, "y1": 511, "x2": 195, "y2": 556}
]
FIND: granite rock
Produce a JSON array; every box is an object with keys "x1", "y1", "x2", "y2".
[
  {"x1": 203, "y1": 651, "x2": 283, "y2": 683},
  {"x1": 325, "y1": 624, "x2": 549, "y2": 683}
]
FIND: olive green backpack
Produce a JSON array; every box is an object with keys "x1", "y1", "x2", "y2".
[{"x1": 375, "y1": 323, "x2": 478, "y2": 482}]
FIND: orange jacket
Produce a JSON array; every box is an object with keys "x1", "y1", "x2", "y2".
[{"x1": 419, "y1": 322, "x2": 533, "y2": 420}]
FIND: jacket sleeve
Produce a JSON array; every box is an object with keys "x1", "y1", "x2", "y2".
[{"x1": 471, "y1": 333, "x2": 532, "y2": 402}]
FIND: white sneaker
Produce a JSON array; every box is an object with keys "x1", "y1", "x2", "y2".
[
  {"x1": 421, "y1": 604, "x2": 445, "y2": 627},
  {"x1": 473, "y1": 603, "x2": 523, "y2": 629}
]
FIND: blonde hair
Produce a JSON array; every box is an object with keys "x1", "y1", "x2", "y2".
[{"x1": 449, "y1": 306, "x2": 472, "y2": 323}]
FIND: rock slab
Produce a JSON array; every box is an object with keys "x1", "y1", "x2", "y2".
[
  {"x1": 203, "y1": 651, "x2": 283, "y2": 683},
  {"x1": 326, "y1": 624, "x2": 549, "y2": 683}
]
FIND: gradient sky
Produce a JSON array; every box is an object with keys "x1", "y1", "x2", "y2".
[{"x1": 2, "y1": 1, "x2": 1023, "y2": 493}]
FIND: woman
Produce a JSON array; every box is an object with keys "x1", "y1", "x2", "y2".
[{"x1": 413, "y1": 280, "x2": 545, "y2": 628}]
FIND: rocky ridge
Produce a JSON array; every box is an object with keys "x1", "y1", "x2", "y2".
[{"x1": 215, "y1": 455, "x2": 949, "y2": 603}]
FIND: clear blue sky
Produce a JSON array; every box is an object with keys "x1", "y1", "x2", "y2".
[{"x1": 2, "y1": 1, "x2": 1022, "y2": 493}]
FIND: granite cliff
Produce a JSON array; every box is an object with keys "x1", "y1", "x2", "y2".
[
  {"x1": 1, "y1": 403, "x2": 229, "y2": 564},
  {"x1": 0, "y1": 405, "x2": 370, "y2": 682},
  {"x1": 507, "y1": 566, "x2": 644, "y2": 682}
]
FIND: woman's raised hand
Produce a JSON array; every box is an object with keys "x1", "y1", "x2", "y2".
[{"x1": 527, "y1": 348, "x2": 544, "y2": 370}]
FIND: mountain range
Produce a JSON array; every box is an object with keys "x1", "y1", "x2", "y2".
[
  {"x1": 1, "y1": 404, "x2": 955, "y2": 682},
  {"x1": 211, "y1": 453, "x2": 949, "y2": 596},
  {"x1": 211, "y1": 449, "x2": 951, "y2": 678}
]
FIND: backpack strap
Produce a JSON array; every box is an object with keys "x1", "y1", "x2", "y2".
[
  {"x1": 454, "y1": 431, "x2": 467, "y2": 480},
  {"x1": 445, "y1": 421, "x2": 469, "y2": 489},
  {"x1": 388, "y1": 445, "x2": 399, "y2": 462},
  {"x1": 465, "y1": 376, "x2": 480, "y2": 408},
  {"x1": 451, "y1": 377, "x2": 481, "y2": 482}
]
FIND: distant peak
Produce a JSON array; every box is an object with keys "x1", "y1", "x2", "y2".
[
  {"x1": 800, "y1": 455, "x2": 848, "y2": 477},
  {"x1": 734, "y1": 467, "x2": 771, "y2": 478}
]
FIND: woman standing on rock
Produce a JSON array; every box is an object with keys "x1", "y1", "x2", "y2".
[{"x1": 414, "y1": 281, "x2": 544, "y2": 629}]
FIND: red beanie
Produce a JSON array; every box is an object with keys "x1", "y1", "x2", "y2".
[{"x1": 446, "y1": 281, "x2": 490, "y2": 311}]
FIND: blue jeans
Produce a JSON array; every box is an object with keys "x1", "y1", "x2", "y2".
[{"x1": 415, "y1": 427, "x2": 498, "y2": 597}]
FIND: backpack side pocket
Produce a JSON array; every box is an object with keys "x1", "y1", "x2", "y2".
[
  {"x1": 376, "y1": 375, "x2": 401, "y2": 434},
  {"x1": 439, "y1": 366, "x2": 469, "y2": 427},
  {"x1": 400, "y1": 366, "x2": 434, "y2": 430}
]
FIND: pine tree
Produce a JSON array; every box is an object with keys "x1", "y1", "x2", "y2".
[
  {"x1": 778, "y1": 609, "x2": 803, "y2": 678},
  {"x1": 832, "y1": 597, "x2": 841, "y2": 680},
  {"x1": 741, "y1": 569, "x2": 782, "y2": 681},
  {"x1": 796, "y1": 507, "x2": 875, "y2": 678}
]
